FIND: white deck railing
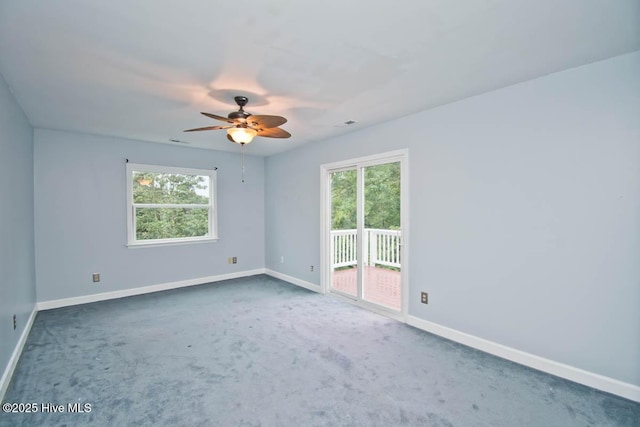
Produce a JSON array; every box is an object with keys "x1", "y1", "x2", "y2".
[
  {"x1": 331, "y1": 229, "x2": 359, "y2": 268},
  {"x1": 330, "y1": 228, "x2": 401, "y2": 269}
]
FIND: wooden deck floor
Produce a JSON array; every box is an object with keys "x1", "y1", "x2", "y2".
[{"x1": 331, "y1": 266, "x2": 401, "y2": 311}]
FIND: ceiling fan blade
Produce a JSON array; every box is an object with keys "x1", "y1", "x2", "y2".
[
  {"x1": 257, "y1": 127, "x2": 291, "y2": 138},
  {"x1": 247, "y1": 115, "x2": 287, "y2": 129},
  {"x1": 184, "y1": 125, "x2": 231, "y2": 132},
  {"x1": 201, "y1": 112, "x2": 237, "y2": 124}
]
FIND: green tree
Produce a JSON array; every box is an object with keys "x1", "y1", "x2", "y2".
[
  {"x1": 331, "y1": 169, "x2": 357, "y2": 230},
  {"x1": 133, "y1": 172, "x2": 210, "y2": 240},
  {"x1": 330, "y1": 162, "x2": 400, "y2": 230},
  {"x1": 364, "y1": 162, "x2": 400, "y2": 230}
]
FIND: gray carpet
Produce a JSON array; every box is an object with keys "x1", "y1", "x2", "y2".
[{"x1": 1, "y1": 275, "x2": 639, "y2": 426}]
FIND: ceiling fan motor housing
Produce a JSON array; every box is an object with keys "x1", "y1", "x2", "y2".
[{"x1": 228, "y1": 110, "x2": 250, "y2": 120}]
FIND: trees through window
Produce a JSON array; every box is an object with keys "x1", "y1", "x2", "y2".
[{"x1": 126, "y1": 163, "x2": 217, "y2": 246}]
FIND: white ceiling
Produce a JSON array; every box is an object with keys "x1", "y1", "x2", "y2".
[{"x1": 1, "y1": 1, "x2": 638, "y2": 156}]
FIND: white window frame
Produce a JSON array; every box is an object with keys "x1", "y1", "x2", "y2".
[{"x1": 126, "y1": 163, "x2": 218, "y2": 247}]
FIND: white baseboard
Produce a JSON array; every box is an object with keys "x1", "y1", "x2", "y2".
[
  {"x1": 0, "y1": 305, "x2": 37, "y2": 402},
  {"x1": 407, "y1": 315, "x2": 640, "y2": 403},
  {"x1": 37, "y1": 269, "x2": 267, "y2": 311},
  {"x1": 265, "y1": 269, "x2": 321, "y2": 293}
]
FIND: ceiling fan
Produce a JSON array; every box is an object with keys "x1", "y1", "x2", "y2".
[{"x1": 184, "y1": 96, "x2": 291, "y2": 145}]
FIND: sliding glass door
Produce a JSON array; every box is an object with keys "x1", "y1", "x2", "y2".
[
  {"x1": 326, "y1": 152, "x2": 405, "y2": 314},
  {"x1": 329, "y1": 167, "x2": 359, "y2": 298},
  {"x1": 362, "y1": 162, "x2": 401, "y2": 310}
]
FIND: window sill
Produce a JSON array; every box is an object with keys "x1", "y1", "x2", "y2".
[{"x1": 127, "y1": 237, "x2": 219, "y2": 248}]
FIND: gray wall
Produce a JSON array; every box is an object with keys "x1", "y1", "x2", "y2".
[
  {"x1": 0, "y1": 75, "x2": 36, "y2": 376},
  {"x1": 34, "y1": 130, "x2": 265, "y2": 301},
  {"x1": 265, "y1": 51, "x2": 640, "y2": 386}
]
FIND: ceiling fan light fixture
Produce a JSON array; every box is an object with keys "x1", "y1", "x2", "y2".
[{"x1": 227, "y1": 127, "x2": 257, "y2": 144}]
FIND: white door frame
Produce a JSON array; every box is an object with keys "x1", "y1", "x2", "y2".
[{"x1": 320, "y1": 149, "x2": 409, "y2": 321}]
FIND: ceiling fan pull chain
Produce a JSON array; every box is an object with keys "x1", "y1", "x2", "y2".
[{"x1": 241, "y1": 143, "x2": 245, "y2": 183}]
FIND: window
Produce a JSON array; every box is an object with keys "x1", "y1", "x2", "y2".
[{"x1": 126, "y1": 163, "x2": 217, "y2": 246}]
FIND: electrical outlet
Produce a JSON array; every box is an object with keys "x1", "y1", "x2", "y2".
[
  {"x1": 232, "y1": 257, "x2": 237, "y2": 264},
  {"x1": 421, "y1": 292, "x2": 428, "y2": 304},
  {"x1": 310, "y1": 265, "x2": 314, "y2": 272},
  {"x1": 227, "y1": 257, "x2": 232, "y2": 264},
  {"x1": 92, "y1": 273, "x2": 100, "y2": 283},
  {"x1": 13, "y1": 314, "x2": 16, "y2": 330},
  {"x1": 280, "y1": 256, "x2": 284, "y2": 263}
]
